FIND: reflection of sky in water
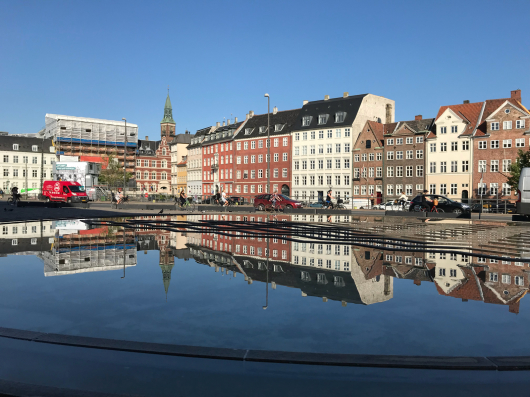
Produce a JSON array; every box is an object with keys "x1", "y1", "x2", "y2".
[{"x1": 0, "y1": 244, "x2": 529, "y2": 357}]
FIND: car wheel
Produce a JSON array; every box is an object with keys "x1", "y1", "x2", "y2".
[
  {"x1": 258, "y1": 204, "x2": 265, "y2": 211},
  {"x1": 285, "y1": 204, "x2": 293, "y2": 209},
  {"x1": 67, "y1": 198, "x2": 72, "y2": 203},
  {"x1": 437, "y1": 208, "x2": 445, "y2": 213},
  {"x1": 46, "y1": 197, "x2": 51, "y2": 202},
  {"x1": 453, "y1": 208, "x2": 462, "y2": 214}
]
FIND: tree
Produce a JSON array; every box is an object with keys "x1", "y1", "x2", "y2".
[
  {"x1": 507, "y1": 149, "x2": 530, "y2": 192},
  {"x1": 98, "y1": 154, "x2": 132, "y2": 188}
]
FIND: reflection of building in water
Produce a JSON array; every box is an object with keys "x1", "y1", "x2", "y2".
[
  {"x1": 0, "y1": 221, "x2": 55, "y2": 255},
  {"x1": 41, "y1": 225, "x2": 137, "y2": 276}
]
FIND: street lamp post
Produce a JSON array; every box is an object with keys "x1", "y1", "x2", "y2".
[
  {"x1": 264, "y1": 94, "x2": 270, "y2": 194},
  {"x1": 122, "y1": 118, "x2": 127, "y2": 196}
]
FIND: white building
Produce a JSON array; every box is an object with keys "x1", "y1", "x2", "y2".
[
  {"x1": 186, "y1": 126, "x2": 212, "y2": 197},
  {"x1": 169, "y1": 132, "x2": 192, "y2": 195},
  {"x1": 0, "y1": 134, "x2": 56, "y2": 195},
  {"x1": 292, "y1": 93, "x2": 395, "y2": 202}
]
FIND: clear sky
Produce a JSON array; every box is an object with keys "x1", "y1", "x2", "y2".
[{"x1": 1, "y1": 0, "x2": 529, "y2": 139}]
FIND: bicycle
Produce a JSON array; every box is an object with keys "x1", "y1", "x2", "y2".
[
  {"x1": 7, "y1": 194, "x2": 21, "y2": 206},
  {"x1": 178, "y1": 198, "x2": 196, "y2": 212}
]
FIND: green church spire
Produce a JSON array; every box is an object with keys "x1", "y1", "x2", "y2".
[{"x1": 161, "y1": 87, "x2": 176, "y2": 124}]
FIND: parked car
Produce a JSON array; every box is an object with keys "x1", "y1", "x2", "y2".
[
  {"x1": 253, "y1": 194, "x2": 303, "y2": 211},
  {"x1": 227, "y1": 196, "x2": 245, "y2": 205},
  {"x1": 517, "y1": 167, "x2": 530, "y2": 216},
  {"x1": 378, "y1": 200, "x2": 408, "y2": 211},
  {"x1": 408, "y1": 194, "x2": 471, "y2": 214},
  {"x1": 42, "y1": 181, "x2": 89, "y2": 203}
]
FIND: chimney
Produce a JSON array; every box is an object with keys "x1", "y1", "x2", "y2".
[
  {"x1": 245, "y1": 114, "x2": 249, "y2": 120},
  {"x1": 343, "y1": 92, "x2": 349, "y2": 98},
  {"x1": 145, "y1": 136, "x2": 149, "y2": 141},
  {"x1": 511, "y1": 89, "x2": 522, "y2": 102},
  {"x1": 273, "y1": 106, "x2": 278, "y2": 115},
  {"x1": 222, "y1": 121, "x2": 226, "y2": 126},
  {"x1": 415, "y1": 115, "x2": 422, "y2": 120},
  {"x1": 216, "y1": 122, "x2": 220, "y2": 127},
  {"x1": 324, "y1": 95, "x2": 330, "y2": 100},
  {"x1": 234, "y1": 117, "x2": 238, "y2": 123},
  {"x1": 303, "y1": 100, "x2": 308, "y2": 105},
  {"x1": 463, "y1": 100, "x2": 470, "y2": 104},
  {"x1": 249, "y1": 110, "x2": 254, "y2": 118},
  {"x1": 227, "y1": 119, "x2": 230, "y2": 125},
  {"x1": 385, "y1": 103, "x2": 393, "y2": 124}
]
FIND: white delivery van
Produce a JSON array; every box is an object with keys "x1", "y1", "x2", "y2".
[{"x1": 517, "y1": 167, "x2": 530, "y2": 216}]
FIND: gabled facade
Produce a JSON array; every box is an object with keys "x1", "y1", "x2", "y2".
[
  {"x1": 472, "y1": 90, "x2": 530, "y2": 200},
  {"x1": 233, "y1": 108, "x2": 300, "y2": 196},
  {"x1": 187, "y1": 126, "x2": 214, "y2": 197},
  {"x1": 291, "y1": 93, "x2": 394, "y2": 202},
  {"x1": 383, "y1": 116, "x2": 434, "y2": 200},
  {"x1": 135, "y1": 137, "x2": 171, "y2": 193},
  {"x1": 169, "y1": 132, "x2": 191, "y2": 195},
  {"x1": 352, "y1": 120, "x2": 387, "y2": 204},
  {"x1": 426, "y1": 101, "x2": 482, "y2": 200}
]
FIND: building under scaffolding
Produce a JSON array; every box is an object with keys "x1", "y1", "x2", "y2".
[{"x1": 42, "y1": 114, "x2": 138, "y2": 173}]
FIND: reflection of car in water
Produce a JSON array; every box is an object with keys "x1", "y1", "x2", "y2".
[{"x1": 409, "y1": 194, "x2": 470, "y2": 214}]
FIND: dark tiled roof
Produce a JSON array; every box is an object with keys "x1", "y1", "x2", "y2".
[
  {"x1": 137, "y1": 140, "x2": 160, "y2": 156},
  {"x1": 203, "y1": 121, "x2": 244, "y2": 145},
  {"x1": 170, "y1": 133, "x2": 192, "y2": 145},
  {"x1": 188, "y1": 126, "x2": 212, "y2": 149},
  {"x1": 392, "y1": 118, "x2": 435, "y2": 135},
  {"x1": 0, "y1": 136, "x2": 53, "y2": 152},
  {"x1": 234, "y1": 109, "x2": 301, "y2": 140},
  {"x1": 293, "y1": 94, "x2": 368, "y2": 131}
]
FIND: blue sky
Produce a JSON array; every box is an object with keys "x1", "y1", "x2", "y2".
[{"x1": 0, "y1": 0, "x2": 529, "y2": 139}]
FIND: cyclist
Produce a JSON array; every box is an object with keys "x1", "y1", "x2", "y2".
[
  {"x1": 325, "y1": 190, "x2": 334, "y2": 209},
  {"x1": 11, "y1": 186, "x2": 21, "y2": 202},
  {"x1": 270, "y1": 190, "x2": 282, "y2": 210},
  {"x1": 421, "y1": 190, "x2": 433, "y2": 212},
  {"x1": 220, "y1": 191, "x2": 229, "y2": 206},
  {"x1": 178, "y1": 190, "x2": 188, "y2": 208},
  {"x1": 398, "y1": 191, "x2": 408, "y2": 209}
]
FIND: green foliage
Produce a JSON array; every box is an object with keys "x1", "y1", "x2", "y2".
[
  {"x1": 98, "y1": 154, "x2": 132, "y2": 188},
  {"x1": 508, "y1": 149, "x2": 530, "y2": 191}
]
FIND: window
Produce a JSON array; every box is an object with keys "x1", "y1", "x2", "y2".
[
  {"x1": 405, "y1": 165, "x2": 413, "y2": 177},
  {"x1": 516, "y1": 138, "x2": 525, "y2": 147},
  {"x1": 450, "y1": 183, "x2": 458, "y2": 195},
  {"x1": 396, "y1": 166, "x2": 403, "y2": 177},
  {"x1": 502, "y1": 274, "x2": 511, "y2": 284},
  {"x1": 32, "y1": 169, "x2": 37, "y2": 177},
  {"x1": 396, "y1": 151, "x2": 403, "y2": 160},
  {"x1": 344, "y1": 143, "x2": 350, "y2": 153},
  {"x1": 478, "y1": 141, "x2": 487, "y2": 149},
  {"x1": 490, "y1": 160, "x2": 499, "y2": 172},
  {"x1": 491, "y1": 122, "x2": 499, "y2": 131},
  {"x1": 336, "y1": 143, "x2": 341, "y2": 153},
  {"x1": 430, "y1": 143, "x2": 436, "y2": 152},
  {"x1": 274, "y1": 153, "x2": 279, "y2": 162},
  {"x1": 335, "y1": 112, "x2": 346, "y2": 123},
  {"x1": 429, "y1": 184, "x2": 436, "y2": 194},
  {"x1": 440, "y1": 184, "x2": 447, "y2": 195},
  {"x1": 450, "y1": 142, "x2": 457, "y2": 151},
  {"x1": 416, "y1": 165, "x2": 423, "y2": 177},
  {"x1": 387, "y1": 184, "x2": 394, "y2": 196},
  {"x1": 12, "y1": 144, "x2": 19, "y2": 151},
  {"x1": 502, "y1": 159, "x2": 512, "y2": 172},
  {"x1": 477, "y1": 183, "x2": 486, "y2": 195},
  {"x1": 490, "y1": 183, "x2": 498, "y2": 195},
  {"x1": 440, "y1": 142, "x2": 447, "y2": 152},
  {"x1": 406, "y1": 184, "x2": 413, "y2": 196},
  {"x1": 451, "y1": 126, "x2": 458, "y2": 133},
  {"x1": 516, "y1": 120, "x2": 525, "y2": 129},
  {"x1": 387, "y1": 151, "x2": 394, "y2": 160},
  {"x1": 451, "y1": 161, "x2": 457, "y2": 173},
  {"x1": 326, "y1": 144, "x2": 332, "y2": 154},
  {"x1": 478, "y1": 160, "x2": 487, "y2": 173},
  {"x1": 335, "y1": 159, "x2": 341, "y2": 169},
  {"x1": 405, "y1": 150, "x2": 412, "y2": 159},
  {"x1": 376, "y1": 153, "x2": 382, "y2": 161},
  {"x1": 416, "y1": 150, "x2": 423, "y2": 159},
  {"x1": 345, "y1": 128, "x2": 350, "y2": 137},
  {"x1": 490, "y1": 140, "x2": 499, "y2": 149},
  {"x1": 502, "y1": 183, "x2": 511, "y2": 196},
  {"x1": 302, "y1": 116, "x2": 311, "y2": 126},
  {"x1": 416, "y1": 136, "x2": 423, "y2": 143},
  {"x1": 274, "y1": 138, "x2": 279, "y2": 147},
  {"x1": 32, "y1": 145, "x2": 38, "y2": 152},
  {"x1": 462, "y1": 160, "x2": 469, "y2": 172},
  {"x1": 387, "y1": 166, "x2": 394, "y2": 177},
  {"x1": 430, "y1": 162, "x2": 436, "y2": 173},
  {"x1": 318, "y1": 114, "x2": 328, "y2": 124},
  {"x1": 387, "y1": 138, "x2": 394, "y2": 145},
  {"x1": 396, "y1": 138, "x2": 403, "y2": 145},
  {"x1": 283, "y1": 137, "x2": 288, "y2": 146},
  {"x1": 376, "y1": 167, "x2": 382, "y2": 178},
  {"x1": 462, "y1": 141, "x2": 469, "y2": 150},
  {"x1": 365, "y1": 140, "x2": 371, "y2": 149},
  {"x1": 503, "y1": 121, "x2": 512, "y2": 130},
  {"x1": 440, "y1": 126, "x2": 447, "y2": 134}
]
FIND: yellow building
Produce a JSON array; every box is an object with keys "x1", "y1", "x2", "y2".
[{"x1": 176, "y1": 157, "x2": 187, "y2": 194}]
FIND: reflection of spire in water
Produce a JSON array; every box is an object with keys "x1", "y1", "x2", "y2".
[{"x1": 159, "y1": 249, "x2": 174, "y2": 300}]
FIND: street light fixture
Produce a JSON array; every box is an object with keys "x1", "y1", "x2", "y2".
[
  {"x1": 264, "y1": 94, "x2": 270, "y2": 194},
  {"x1": 122, "y1": 118, "x2": 127, "y2": 196}
]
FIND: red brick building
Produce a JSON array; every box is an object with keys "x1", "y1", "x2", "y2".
[
  {"x1": 202, "y1": 120, "x2": 245, "y2": 197},
  {"x1": 352, "y1": 120, "x2": 389, "y2": 205},
  {"x1": 472, "y1": 90, "x2": 530, "y2": 200},
  {"x1": 233, "y1": 108, "x2": 300, "y2": 197},
  {"x1": 135, "y1": 136, "x2": 171, "y2": 193}
]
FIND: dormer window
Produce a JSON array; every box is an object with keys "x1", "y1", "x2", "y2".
[
  {"x1": 12, "y1": 144, "x2": 19, "y2": 151},
  {"x1": 318, "y1": 114, "x2": 329, "y2": 125},
  {"x1": 245, "y1": 128, "x2": 252, "y2": 135},
  {"x1": 335, "y1": 112, "x2": 346, "y2": 123},
  {"x1": 32, "y1": 145, "x2": 38, "y2": 152},
  {"x1": 302, "y1": 116, "x2": 312, "y2": 126},
  {"x1": 274, "y1": 124, "x2": 284, "y2": 132},
  {"x1": 259, "y1": 126, "x2": 267, "y2": 134}
]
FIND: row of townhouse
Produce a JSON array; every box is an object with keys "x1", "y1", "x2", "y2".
[
  {"x1": 352, "y1": 89, "x2": 529, "y2": 203},
  {"x1": 170, "y1": 89, "x2": 527, "y2": 203}
]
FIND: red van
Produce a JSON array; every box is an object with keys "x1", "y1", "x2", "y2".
[{"x1": 42, "y1": 181, "x2": 89, "y2": 203}]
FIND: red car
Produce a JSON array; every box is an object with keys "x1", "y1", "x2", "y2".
[{"x1": 253, "y1": 194, "x2": 303, "y2": 211}]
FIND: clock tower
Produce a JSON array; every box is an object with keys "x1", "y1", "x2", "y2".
[{"x1": 161, "y1": 89, "x2": 176, "y2": 139}]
